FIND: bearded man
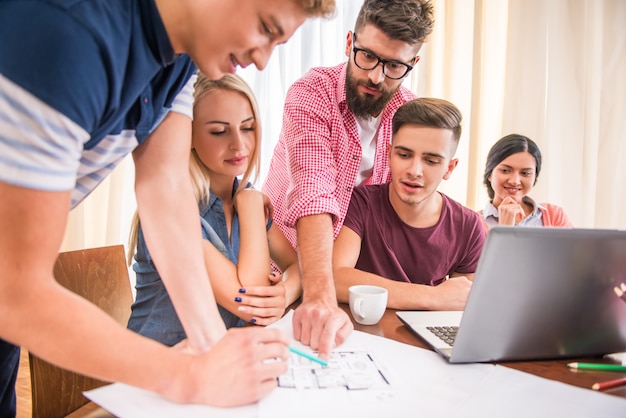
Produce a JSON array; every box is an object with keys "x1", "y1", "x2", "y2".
[{"x1": 262, "y1": 0, "x2": 435, "y2": 363}]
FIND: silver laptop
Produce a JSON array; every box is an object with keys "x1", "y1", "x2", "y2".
[{"x1": 396, "y1": 227, "x2": 626, "y2": 363}]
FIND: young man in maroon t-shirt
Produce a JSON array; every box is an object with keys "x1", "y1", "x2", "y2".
[{"x1": 333, "y1": 98, "x2": 485, "y2": 311}]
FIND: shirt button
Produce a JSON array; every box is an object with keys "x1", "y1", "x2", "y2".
[
  {"x1": 352, "y1": 155, "x2": 359, "y2": 160},
  {"x1": 143, "y1": 97, "x2": 149, "y2": 104}
]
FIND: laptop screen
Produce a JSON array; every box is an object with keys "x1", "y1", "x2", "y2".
[{"x1": 398, "y1": 227, "x2": 626, "y2": 363}]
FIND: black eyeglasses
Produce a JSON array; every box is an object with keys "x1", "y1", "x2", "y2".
[{"x1": 352, "y1": 37, "x2": 414, "y2": 80}]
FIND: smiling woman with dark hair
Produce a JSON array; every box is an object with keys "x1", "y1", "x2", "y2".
[{"x1": 479, "y1": 133, "x2": 572, "y2": 231}]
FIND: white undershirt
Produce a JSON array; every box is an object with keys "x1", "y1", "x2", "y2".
[{"x1": 355, "y1": 114, "x2": 382, "y2": 186}]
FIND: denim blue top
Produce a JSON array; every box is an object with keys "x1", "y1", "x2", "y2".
[{"x1": 128, "y1": 179, "x2": 272, "y2": 346}]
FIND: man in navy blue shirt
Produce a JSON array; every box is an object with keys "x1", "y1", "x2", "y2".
[{"x1": 0, "y1": 0, "x2": 335, "y2": 413}]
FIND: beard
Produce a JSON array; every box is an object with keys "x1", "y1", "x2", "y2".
[{"x1": 345, "y1": 63, "x2": 397, "y2": 119}]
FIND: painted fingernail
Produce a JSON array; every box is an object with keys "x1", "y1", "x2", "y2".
[
  {"x1": 250, "y1": 318, "x2": 257, "y2": 323},
  {"x1": 238, "y1": 288, "x2": 246, "y2": 293},
  {"x1": 234, "y1": 297, "x2": 242, "y2": 302}
]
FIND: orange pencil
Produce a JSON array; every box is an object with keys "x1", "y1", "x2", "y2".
[{"x1": 592, "y1": 376, "x2": 626, "y2": 391}]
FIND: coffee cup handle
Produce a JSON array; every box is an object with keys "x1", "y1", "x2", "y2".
[{"x1": 354, "y1": 298, "x2": 365, "y2": 320}]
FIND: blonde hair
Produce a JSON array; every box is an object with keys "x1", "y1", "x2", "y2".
[
  {"x1": 295, "y1": 0, "x2": 336, "y2": 18},
  {"x1": 127, "y1": 73, "x2": 263, "y2": 265}
]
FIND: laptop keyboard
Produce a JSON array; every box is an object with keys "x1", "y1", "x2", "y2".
[
  {"x1": 427, "y1": 326, "x2": 459, "y2": 346},
  {"x1": 278, "y1": 350, "x2": 390, "y2": 390}
]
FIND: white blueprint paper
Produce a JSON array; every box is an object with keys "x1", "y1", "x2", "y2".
[{"x1": 86, "y1": 311, "x2": 626, "y2": 417}]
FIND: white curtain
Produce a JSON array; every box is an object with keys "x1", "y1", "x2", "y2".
[
  {"x1": 61, "y1": 0, "x2": 626, "y2": 251},
  {"x1": 60, "y1": 156, "x2": 136, "y2": 251}
]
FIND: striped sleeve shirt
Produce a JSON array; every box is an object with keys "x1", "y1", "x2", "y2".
[{"x1": 0, "y1": 0, "x2": 196, "y2": 208}]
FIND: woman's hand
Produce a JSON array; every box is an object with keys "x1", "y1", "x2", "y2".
[
  {"x1": 497, "y1": 196, "x2": 525, "y2": 225},
  {"x1": 235, "y1": 274, "x2": 287, "y2": 325}
]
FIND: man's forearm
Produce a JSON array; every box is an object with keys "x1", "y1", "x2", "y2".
[
  {"x1": 133, "y1": 111, "x2": 225, "y2": 351},
  {"x1": 2, "y1": 279, "x2": 187, "y2": 397},
  {"x1": 334, "y1": 266, "x2": 433, "y2": 309},
  {"x1": 137, "y1": 180, "x2": 225, "y2": 351},
  {"x1": 296, "y1": 214, "x2": 336, "y2": 305}
]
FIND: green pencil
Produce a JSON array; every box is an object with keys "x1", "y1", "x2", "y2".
[{"x1": 567, "y1": 362, "x2": 626, "y2": 372}]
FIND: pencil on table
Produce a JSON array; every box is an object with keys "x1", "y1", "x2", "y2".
[
  {"x1": 592, "y1": 376, "x2": 626, "y2": 391},
  {"x1": 567, "y1": 362, "x2": 626, "y2": 372}
]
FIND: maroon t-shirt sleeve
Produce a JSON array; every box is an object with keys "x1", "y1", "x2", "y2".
[{"x1": 342, "y1": 185, "x2": 368, "y2": 237}]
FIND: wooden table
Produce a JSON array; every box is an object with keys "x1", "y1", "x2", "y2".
[
  {"x1": 78, "y1": 304, "x2": 626, "y2": 416},
  {"x1": 340, "y1": 303, "x2": 626, "y2": 399}
]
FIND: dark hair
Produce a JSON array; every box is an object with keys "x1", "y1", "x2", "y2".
[
  {"x1": 392, "y1": 97, "x2": 462, "y2": 144},
  {"x1": 354, "y1": 0, "x2": 434, "y2": 45},
  {"x1": 483, "y1": 134, "x2": 542, "y2": 201}
]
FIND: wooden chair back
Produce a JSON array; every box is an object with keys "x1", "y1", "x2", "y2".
[{"x1": 28, "y1": 245, "x2": 133, "y2": 418}]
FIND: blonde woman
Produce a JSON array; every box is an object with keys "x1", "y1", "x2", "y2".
[{"x1": 127, "y1": 73, "x2": 301, "y2": 346}]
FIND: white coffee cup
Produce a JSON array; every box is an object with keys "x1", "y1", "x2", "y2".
[{"x1": 348, "y1": 285, "x2": 388, "y2": 325}]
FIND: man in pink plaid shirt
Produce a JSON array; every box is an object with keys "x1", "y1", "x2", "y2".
[{"x1": 262, "y1": 0, "x2": 435, "y2": 359}]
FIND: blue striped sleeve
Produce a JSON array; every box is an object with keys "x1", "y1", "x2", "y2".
[{"x1": 0, "y1": 73, "x2": 89, "y2": 191}]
